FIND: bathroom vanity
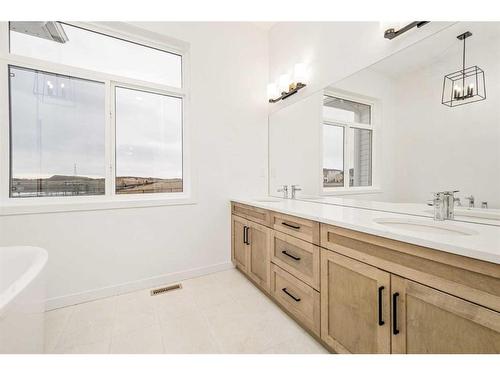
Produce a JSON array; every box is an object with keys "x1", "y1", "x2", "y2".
[{"x1": 231, "y1": 199, "x2": 500, "y2": 354}]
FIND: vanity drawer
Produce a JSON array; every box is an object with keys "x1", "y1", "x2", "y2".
[
  {"x1": 231, "y1": 202, "x2": 271, "y2": 227},
  {"x1": 270, "y1": 264, "x2": 321, "y2": 336},
  {"x1": 272, "y1": 212, "x2": 320, "y2": 245},
  {"x1": 271, "y1": 231, "x2": 320, "y2": 290}
]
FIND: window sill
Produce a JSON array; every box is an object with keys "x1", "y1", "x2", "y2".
[
  {"x1": 0, "y1": 194, "x2": 196, "y2": 216},
  {"x1": 322, "y1": 187, "x2": 382, "y2": 196}
]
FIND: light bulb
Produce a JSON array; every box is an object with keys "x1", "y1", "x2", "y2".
[
  {"x1": 278, "y1": 74, "x2": 290, "y2": 93},
  {"x1": 293, "y1": 63, "x2": 307, "y2": 84},
  {"x1": 267, "y1": 83, "x2": 278, "y2": 100}
]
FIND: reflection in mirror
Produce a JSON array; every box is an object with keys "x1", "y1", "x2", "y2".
[{"x1": 268, "y1": 22, "x2": 500, "y2": 226}]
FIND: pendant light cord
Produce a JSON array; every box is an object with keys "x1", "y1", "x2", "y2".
[{"x1": 462, "y1": 36, "x2": 466, "y2": 90}]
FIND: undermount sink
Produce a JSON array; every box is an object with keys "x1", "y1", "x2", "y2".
[{"x1": 373, "y1": 217, "x2": 478, "y2": 236}]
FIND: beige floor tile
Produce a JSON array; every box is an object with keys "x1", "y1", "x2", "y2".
[
  {"x1": 154, "y1": 288, "x2": 198, "y2": 320},
  {"x1": 41, "y1": 268, "x2": 327, "y2": 355},
  {"x1": 51, "y1": 340, "x2": 110, "y2": 354},
  {"x1": 262, "y1": 331, "x2": 329, "y2": 354},
  {"x1": 113, "y1": 308, "x2": 159, "y2": 336},
  {"x1": 160, "y1": 311, "x2": 220, "y2": 354},
  {"x1": 44, "y1": 306, "x2": 75, "y2": 353},
  {"x1": 110, "y1": 325, "x2": 163, "y2": 354}
]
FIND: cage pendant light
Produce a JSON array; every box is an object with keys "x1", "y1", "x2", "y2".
[{"x1": 442, "y1": 31, "x2": 486, "y2": 107}]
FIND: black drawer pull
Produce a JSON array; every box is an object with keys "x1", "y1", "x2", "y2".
[
  {"x1": 393, "y1": 292, "x2": 400, "y2": 335},
  {"x1": 281, "y1": 222, "x2": 301, "y2": 230},
  {"x1": 378, "y1": 286, "x2": 385, "y2": 326},
  {"x1": 282, "y1": 287, "x2": 301, "y2": 302},
  {"x1": 281, "y1": 250, "x2": 301, "y2": 261},
  {"x1": 243, "y1": 226, "x2": 250, "y2": 245}
]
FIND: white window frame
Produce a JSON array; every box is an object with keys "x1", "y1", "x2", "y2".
[
  {"x1": 321, "y1": 90, "x2": 381, "y2": 195},
  {"x1": 0, "y1": 22, "x2": 194, "y2": 215}
]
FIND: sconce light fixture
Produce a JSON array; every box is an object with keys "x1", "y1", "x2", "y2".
[
  {"x1": 268, "y1": 63, "x2": 308, "y2": 103},
  {"x1": 383, "y1": 21, "x2": 429, "y2": 40},
  {"x1": 442, "y1": 31, "x2": 486, "y2": 107}
]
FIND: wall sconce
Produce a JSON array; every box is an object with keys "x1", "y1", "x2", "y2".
[
  {"x1": 383, "y1": 21, "x2": 429, "y2": 40},
  {"x1": 268, "y1": 63, "x2": 308, "y2": 103}
]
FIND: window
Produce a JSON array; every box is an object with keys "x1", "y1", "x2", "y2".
[
  {"x1": 115, "y1": 87, "x2": 183, "y2": 194},
  {"x1": 9, "y1": 22, "x2": 182, "y2": 87},
  {"x1": 9, "y1": 66, "x2": 105, "y2": 197},
  {"x1": 323, "y1": 94, "x2": 374, "y2": 190},
  {"x1": 2, "y1": 22, "x2": 188, "y2": 206}
]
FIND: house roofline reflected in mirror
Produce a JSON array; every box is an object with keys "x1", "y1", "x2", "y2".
[{"x1": 268, "y1": 21, "x2": 500, "y2": 227}]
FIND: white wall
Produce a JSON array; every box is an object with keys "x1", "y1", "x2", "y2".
[{"x1": 0, "y1": 22, "x2": 269, "y2": 308}]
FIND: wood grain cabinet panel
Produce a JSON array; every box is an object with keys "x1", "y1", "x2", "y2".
[
  {"x1": 320, "y1": 249, "x2": 391, "y2": 353},
  {"x1": 271, "y1": 230, "x2": 320, "y2": 290},
  {"x1": 247, "y1": 221, "x2": 271, "y2": 292},
  {"x1": 391, "y1": 275, "x2": 500, "y2": 354},
  {"x1": 270, "y1": 264, "x2": 321, "y2": 336},
  {"x1": 232, "y1": 215, "x2": 248, "y2": 272},
  {"x1": 272, "y1": 212, "x2": 320, "y2": 245},
  {"x1": 231, "y1": 202, "x2": 271, "y2": 227}
]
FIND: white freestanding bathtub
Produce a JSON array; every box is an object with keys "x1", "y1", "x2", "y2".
[{"x1": 0, "y1": 246, "x2": 48, "y2": 353}]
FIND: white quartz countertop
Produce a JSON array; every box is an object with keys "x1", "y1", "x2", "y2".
[{"x1": 232, "y1": 197, "x2": 500, "y2": 265}]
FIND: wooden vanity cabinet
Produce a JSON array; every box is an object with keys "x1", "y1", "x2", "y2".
[
  {"x1": 231, "y1": 214, "x2": 271, "y2": 292},
  {"x1": 391, "y1": 275, "x2": 500, "y2": 354},
  {"x1": 320, "y1": 250, "x2": 391, "y2": 353},
  {"x1": 231, "y1": 202, "x2": 500, "y2": 354}
]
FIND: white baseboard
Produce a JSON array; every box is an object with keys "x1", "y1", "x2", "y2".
[{"x1": 45, "y1": 262, "x2": 235, "y2": 311}]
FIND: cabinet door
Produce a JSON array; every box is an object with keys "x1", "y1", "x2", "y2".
[
  {"x1": 232, "y1": 215, "x2": 248, "y2": 271},
  {"x1": 391, "y1": 275, "x2": 500, "y2": 353},
  {"x1": 320, "y1": 249, "x2": 391, "y2": 353},
  {"x1": 247, "y1": 221, "x2": 271, "y2": 291}
]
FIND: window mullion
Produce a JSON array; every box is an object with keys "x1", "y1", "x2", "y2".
[
  {"x1": 344, "y1": 125, "x2": 351, "y2": 189},
  {"x1": 106, "y1": 81, "x2": 116, "y2": 197}
]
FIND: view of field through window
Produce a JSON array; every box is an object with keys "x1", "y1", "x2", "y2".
[
  {"x1": 9, "y1": 66, "x2": 106, "y2": 198},
  {"x1": 9, "y1": 67, "x2": 183, "y2": 197},
  {"x1": 115, "y1": 87, "x2": 183, "y2": 195}
]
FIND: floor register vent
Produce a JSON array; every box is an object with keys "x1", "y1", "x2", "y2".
[{"x1": 150, "y1": 283, "x2": 182, "y2": 296}]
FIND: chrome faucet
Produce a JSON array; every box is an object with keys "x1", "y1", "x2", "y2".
[
  {"x1": 433, "y1": 190, "x2": 459, "y2": 221},
  {"x1": 465, "y1": 195, "x2": 475, "y2": 208},
  {"x1": 277, "y1": 185, "x2": 289, "y2": 199},
  {"x1": 291, "y1": 184, "x2": 302, "y2": 199}
]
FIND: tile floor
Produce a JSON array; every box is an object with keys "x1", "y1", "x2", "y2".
[{"x1": 44, "y1": 268, "x2": 328, "y2": 354}]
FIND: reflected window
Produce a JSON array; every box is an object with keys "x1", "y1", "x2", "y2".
[{"x1": 323, "y1": 94, "x2": 374, "y2": 189}]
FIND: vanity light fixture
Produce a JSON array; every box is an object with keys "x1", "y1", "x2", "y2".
[
  {"x1": 442, "y1": 31, "x2": 486, "y2": 107},
  {"x1": 383, "y1": 21, "x2": 429, "y2": 40},
  {"x1": 268, "y1": 63, "x2": 307, "y2": 103}
]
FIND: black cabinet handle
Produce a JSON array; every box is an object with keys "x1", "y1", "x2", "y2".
[
  {"x1": 281, "y1": 222, "x2": 301, "y2": 230},
  {"x1": 247, "y1": 227, "x2": 250, "y2": 245},
  {"x1": 378, "y1": 286, "x2": 385, "y2": 326},
  {"x1": 393, "y1": 292, "x2": 400, "y2": 335},
  {"x1": 281, "y1": 250, "x2": 301, "y2": 261},
  {"x1": 282, "y1": 288, "x2": 301, "y2": 302},
  {"x1": 243, "y1": 226, "x2": 250, "y2": 245}
]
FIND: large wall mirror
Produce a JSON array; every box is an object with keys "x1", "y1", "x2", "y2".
[{"x1": 269, "y1": 22, "x2": 500, "y2": 226}]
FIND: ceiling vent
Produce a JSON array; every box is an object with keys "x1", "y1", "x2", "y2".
[{"x1": 10, "y1": 21, "x2": 69, "y2": 43}]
